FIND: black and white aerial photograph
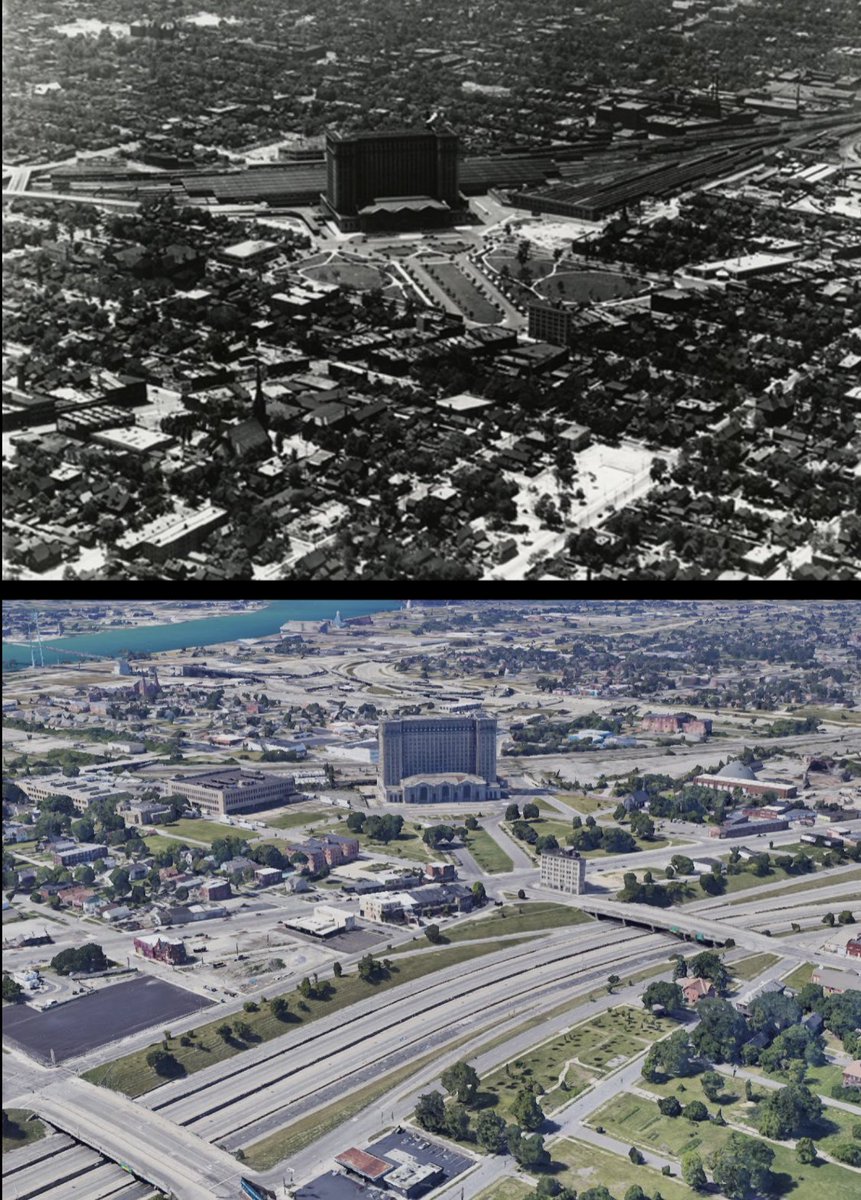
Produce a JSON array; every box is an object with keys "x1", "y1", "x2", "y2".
[{"x1": 2, "y1": 1, "x2": 860, "y2": 580}]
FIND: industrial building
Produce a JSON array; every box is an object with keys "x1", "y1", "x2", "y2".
[
  {"x1": 378, "y1": 713, "x2": 499, "y2": 803},
  {"x1": 694, "y1": 760, "x2": 797, "y2": 799},
  {"x1": 321, "y1": 126, "x2": 465, "y2": 233},
  {"x1": 539, "y1": 846, "x2": 587, "y2": 894},
  {"x1": 166, "y1": 768, "x2": 296, "y2": 816}
]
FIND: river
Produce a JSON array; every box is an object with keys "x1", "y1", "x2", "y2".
[{"x1": 2, "y1": 601, "x2": 402, "y2": 669}]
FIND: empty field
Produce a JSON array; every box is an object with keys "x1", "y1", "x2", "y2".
[
  {"x1": 155, "y1": 817, "x2": 257, "y2": 845},
  {"x1": 730, "y1": 952, "x2": 780, "y2": 980},
  {"x1": 556, "y1": 1138, "x2": 693, "y2": 1200},
  {"x1": 301, "y1": 258, "x2": 388, "y2": 290}
]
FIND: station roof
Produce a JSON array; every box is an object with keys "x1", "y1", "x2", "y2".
[{"x1": 335, "y1": 1149, "x2": 393, "y2": 1180}]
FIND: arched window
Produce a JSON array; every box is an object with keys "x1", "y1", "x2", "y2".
[
  {"x1": 462, "y1": 784, "x2": 471, "y2": 800},
  {"x1": 441, "y1": 784, "x2": 450, "y2": 801},
  {"x1": 418, "y1": 785, "x2": 428, "y2": 803}
]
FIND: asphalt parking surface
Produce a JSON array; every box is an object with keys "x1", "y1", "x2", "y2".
[
  {"x1": 3, "y1": 975, "x2": 214, "y2": 1064},
  {"x1": 369, "y1": 1130, "x2": 474, "y2": 1181}
]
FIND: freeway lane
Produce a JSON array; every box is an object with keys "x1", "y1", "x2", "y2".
[{"x1": 150, "y1": 928, "x2": 669, "y2": 1144}]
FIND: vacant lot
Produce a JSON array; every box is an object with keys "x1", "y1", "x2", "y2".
[
  {"x1": 593, "y1": 1092, "x2": 861, "y2": 1200},
  {"x1": 3, "y1": 976, "x2": 214, "y2": 1065},
  {"x1": 157, "y1": 818, "x2": 256, "y2": 845},
  {"x1": 553, "y1": 793, "x2": 608, "y2": 814},
  {"x1": 82, "y1": 940, "x2": 506, "y2": 1097},
  {"x1": 556, "y1": 1138, "x2": 692, "y2": 1200},
  {"x1": 465, "y1": 827, "x2": 514, "y2": 873},
  {"x1": 486, "y1": 250, "x2": 555, "y2": 281},
  {"x1": 265, "y1": 808, "x2": 337, "y2": 830},
  {"x1": 731, "y1": 952, "x2": 780, "y2": 980}
]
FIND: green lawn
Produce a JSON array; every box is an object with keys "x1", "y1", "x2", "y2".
[
  {"x1": 555, "y1": 1138, "x2": 694, "y2": 1200},
  {"x1": 445, "y1": 902, "x2": 591, "y2": 943},
  {"x1": 791, "y1": 707, "x2": 861, "y2": 725},
  {"x1": 505, "y1": 815, "x2": 674, "y2": 859},
  {"x1": 474, "y1": 1180, "x2": 531, "y2": 1200},
  {"x1": 731, "y1": 953, "x2": 780, "y2": 981},
  {"x1": 2, "y1": 1109, "x2": 46, "y2": 1155},
  {"x1": 553, "y1": 793, "x2": 608, "y2": 814},
  {"x1": 591, "y1": 1091, "x2": 861, "y2": 1200},
  {"x1": 751, "y1": 1062, "x2": 856, "y2": 1109},
  {"x1": 139, "y1": 833, "x2": 193, "y2": 855},
  {"x1": 159, "y1": 818, "x2": 259, "y2": 845},
  {"x1": 781, "y1": 962, "x2": 815, "y2": 989},
  {"x1": 466, "y1": 827, "x2": 514, "y2": 874},
  {"x1": 264, "y1": 808, "x2": 338, "y2": 830},
  {"x1": 82, "y1": 941, "x2": 506, "y2": 1099}
]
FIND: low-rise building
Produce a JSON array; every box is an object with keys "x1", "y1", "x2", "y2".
[
  {"x1": 133, "y1": 932, "x2": 188, "y2": 965},
  {"x1": 694, "y1": 760, "x2": 797, "y2": 799},
  {"x1": 682, "y1": 977, "x2": 715, "y2": 1004},
  {"x1": 285, "y1": 833, "x2": 359, "y2": 872},
  {"x1": 166, "y1": 768, "x2": 296, "y2": 816},
  {"x1": 52, "y1": 842, "x2": 108, "y2": 867},
  {"x1": 282, "y1": 904, "x2": 357, "y2": 937},
  {"x1": 811, "y1": 966, "x2": 860, "y2": 995},
  {"x1": 843, "y1": 1061, "x2": 861, "y2": 1088}
]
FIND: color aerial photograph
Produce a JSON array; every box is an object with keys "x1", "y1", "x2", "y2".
[
  {"x1": 2, "y1": 1, "x2": 860, "y2": 581},
  {"x1": 2, "y1": 597, "x2": 860, "y2": 1200}
]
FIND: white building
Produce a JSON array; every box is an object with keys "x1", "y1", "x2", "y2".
[{"x1": 539, "y1": 847, "x2": 587, "y2": 894}]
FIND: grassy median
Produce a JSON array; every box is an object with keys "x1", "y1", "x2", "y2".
[
  {"x1": 82, "y1": 940, "x2": 511, "y2": 1098},
  {"x1": 445, "y1": 902, "x2": 592, "y2": 942},
  {"x1": 465, "y1": 827, "x2": 514, "y2": 873},
  {"x1": 2, "y1": 1109, "x2": 46, "y2": 1155}
]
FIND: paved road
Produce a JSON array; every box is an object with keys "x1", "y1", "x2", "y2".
[{"x1": 30, "y1": 1075, "x2": 243, "y2": 1200}]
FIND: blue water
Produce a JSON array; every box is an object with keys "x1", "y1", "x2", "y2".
[{"x1": 2, "y1": 600, "x2": 402, "y2": 668}]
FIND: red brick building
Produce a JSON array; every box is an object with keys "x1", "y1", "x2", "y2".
[
  {"x1": 133, "y1": 932, "x2": 187, "y2": 965},
  {"x1": 642, "y1": 712, "x2": 712, "y2": 737}
]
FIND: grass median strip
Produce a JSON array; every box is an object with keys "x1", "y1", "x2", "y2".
[
  {"x1": 465, "y1": 827, "x2": 514, "y2": 874},
  {"x1": 82, "y1": 940, "x2": 513, "y2": 1099},
  {"x1": 730, "y1": 952, "x2": 780, "y2": 981},
  {"x1": 444, "y1": 902, "x2": 592, "y2": 942}
]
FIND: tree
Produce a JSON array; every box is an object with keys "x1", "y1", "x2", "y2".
[
  {"x1": 822, "y1": 912, "x2": 835, "y2": 926},
  {"x1": 50, "y1": 943, "x2": 108, "y2": 975},
  {"x1": 607, "y1": 974, "x2": 621, "y2": 993},
  {"x1": 234, "y1": 1020, "x2": 254, "y2": 1042},
  {"x1": 796, "y1": 1137, "x2": 817, "y2": 1165},
  {"x1": 415, "y1": 1091, "x2": 446, "y2": 1132},
  {"x1": 709, "y1": 1132, "x2": 774, "y2": 1199},
  {"x1": 508, "y1": 1126, "x2": 550, "y2": 1170},
  {"x1": 346, "y1": 811, "x2": 366, "y2": 834},
  {"x1": 758, "y1": 1084, "x2": 822, "y2": 1140},
  {"x1": 691, "y1": 999, "x2": 750, "y2": 1063},
  {"x1": 749, "y1": 991, "x2": 801, "y2": 1033},
  {"x1": 831, "y1": 1143, "x2": 861, "y2": 1167},
  {"x1": 269, "y1": 996, "x2": 291, "y2": 1021},
  {"x1": 145, "y1": 1048, "x2": 182, "y2": 1077},
  {"x1": 701, "y1": 1071, "x2": 724, "y2": 1103},
  {"x1": 689, "y1": 950, "x2": 729, "y2": 993},
  {"x1": 357, "y1": 953, "x2": 386, "y2": 982},
  {"x1": 523, "y1": 802, "x2": 540, "y2": 820},
  {"x1": 441, "y1": 1060, "x2": 480, "y2": 1106},
  {"x1": 628, "y1": 1146, "x2": 645, "y2": 1164},
  {"x1": 684, "y1": 1101, "x2": 709, "y2": 1122},
  {"x1": 682, "y1": 1151, "x2": 707, "y2": 1191},
  {"x1": 472, "y1": 881, "x2": 487, "y2": 904},
  {"x1": 511, "y1": 1088, "x2": 544, "y2": 1131},
  {"x1": 505, "y1": 803, "x2": 521, "y2": 821},
  {"x1": 642, "y1": 981, "x2": 683, "y2": 1012},
  {"x1": 425, "y1": 924, "x2": 443, "y2": 944},
  {"x1": 837, "y1": 910, "x2": 854, "y2": 924},
  {"x1": 2, "y1": 974, "x2": 24, "y2": 1003},
  {"x1": 475, "y1": 1110, "x2": 506, "y2": 1153},
  {"x1": 445, "y1": 1102, "x2": 471, "y2": 1140},
  {"x1": 216, "y1": 1022, "x2": 233, "y2": 1042},
  {"x1": 659, "y1": 1096, "x2": 682, "y2": 1117}
]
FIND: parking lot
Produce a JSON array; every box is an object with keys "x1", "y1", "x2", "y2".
[
  {"x1": 367, "y1": 1130, "x2": 474, "y2": 1183},
  {"x1": 2, "y1": 975, "x2": 214, "y2": 1064}
]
